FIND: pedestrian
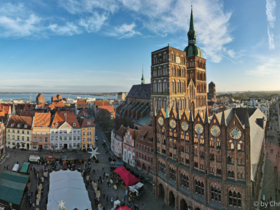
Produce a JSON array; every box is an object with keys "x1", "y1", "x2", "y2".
[
  {"x1": 124, "y1": 194, "x2": 126, "y2": 200},
  {"x1": 106, "y1": 196, "x2": 109, "y2": 202},
  {"x1": 107, "y1": 181, "x2": 110, "y2": 187},
  {"x1": 111, "y1": 197, "x2": 113, "y2": 204},
  {"x1": 103, "y1": 193, "x2": 105, "y2": 198}
]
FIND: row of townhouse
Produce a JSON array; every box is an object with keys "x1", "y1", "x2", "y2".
[
  {"x1": 5, "y1": 110, "x2": 95, "y2": 151},
  {"x1": 111, "y1": 125, "x2": 154, "y2": 174}
]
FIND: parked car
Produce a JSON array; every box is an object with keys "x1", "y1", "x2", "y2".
[
  {"x1": 95, "y1": 136, "x2": 98, "y2": 141},
  {"x1": 108, "y1": 156, "x2": 116, "y2": 161},
  {"x1": 12, "y1": 164, "x2": 19, "y2": 172}
]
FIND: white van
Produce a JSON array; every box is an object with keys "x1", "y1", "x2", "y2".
[{"x1": 12, "y1": 164, "x2": 19, "y2": 172}]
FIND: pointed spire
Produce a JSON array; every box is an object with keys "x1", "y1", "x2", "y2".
[
  {"x1": 187, "y1": 7, "x2": 197, "y2": 45},
  {"x1": 141, "y1": 65, "x2": 145, "y2": 85},
  {"x1": 166, "y1": 106, "x2": 169, "y2": 119},
  {"x1": 176, "y1": 102, "x2": 180, "y2": 120},
  {"x1": 189, "y1": 109, "x2": 194, "y2": 122},
  {"x1": 221, "y1": 110, "x2": 226, "y2": 126},
  {"x1": 204, "y1": 109, "x2": 209, "y2": 124},
  {"x1": 245, "y1": 108, "x2": 250, "y2": 127}
]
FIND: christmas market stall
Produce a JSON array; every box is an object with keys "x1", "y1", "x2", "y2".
[{"x1": 113, "y1": 166, "x2": 141, "y2": 189}]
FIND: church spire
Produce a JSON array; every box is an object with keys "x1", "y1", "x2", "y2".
[
  {"x1": 188, "y1": 7, "x2": 197, "y2": 45},
  {"x1": 141, "y1": 65, "x2": 145, "y2": 85}
]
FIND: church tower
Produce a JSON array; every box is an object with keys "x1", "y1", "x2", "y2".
[
  {"x1": 150, "y1": 7, "x2": 207, "y2": 120},
  {"x1": 141, "y1": 67, "x2": 145, "y2": 85},
  {"x1": 184, "y1": 8, "x2": 207, "y2": 117}
]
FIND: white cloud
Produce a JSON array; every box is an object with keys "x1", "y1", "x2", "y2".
[
  {"x1": 48, "y1": 22, "x2": 82, "y2": 36},
  {"x1": 266, "y1": 0, "x2": 276, "y2": 49},
  {"x1": 58, "y1": 0, "x2": 118, "y2": 14},
  {"x1": 246, "y1": 57, "x2": 280, "y2": 76},
  {"x1": 105, "y1": 23, "x2": 141, "y2": 39},
  {"x1": 79, "y1": 12, "x2": 108, "y2": 32}
]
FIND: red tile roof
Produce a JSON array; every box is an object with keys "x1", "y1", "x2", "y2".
[
  {"x1": 77, "y1": 108, "x2": 89, "y2": 117},
  {"x1": 98, "y1": 105, "x2": 114, "y2": 113},
  {"x1": 7, "y1": 115, "x2": 33, "y2": 129},
  {"x1": 20, "y1": 110, "x2": 37, "y2": 117},
  {"x1": 80, "y1": 118, "x2": 95, "y2": 127},
  {"x1": 77, "y1": 100, "x2": 86, "y2": 104},
  {"x1": 51, "y1": 110, "x2": 80, "y2": 128},
  {"x1": 33, "y1": 112, "x2": 51, "y2": 128},
  {"x1": 115, "y1": 126, "x2": 128, "y2": 139},
  {"x1": 95, "y1": 101, "x2": 110, "y2": 106}
]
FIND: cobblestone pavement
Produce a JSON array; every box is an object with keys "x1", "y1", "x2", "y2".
[
  {"x1": 0, "y1": 125, "x2": 172, "y2": 210},
  {"x1": 261, "y1": 103, "x2": 280, "y2": 209}
]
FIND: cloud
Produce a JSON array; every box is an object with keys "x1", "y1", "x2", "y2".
[
  {"x1": 58, "y1": 0, "x2": 118, "y2": 14},
  {"x1": 246, "y1": 57, "x2": 280, "y2": 76},
  {"x1": 48, "y1": 22, "x2": 82, "y2": 36},
  {"x1": 105, "y1": 23, "x2": 141, "y2": 39},
  {"x1": 79, "y1": 12, "x2": 108, "y2": 33},
  {"x1": 266, "y1": 0, "x2": 276, "y2": 49}
]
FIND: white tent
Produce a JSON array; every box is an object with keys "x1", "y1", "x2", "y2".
[{"x1": 47, "y1": 170, "x2": 92, "y2": 210}]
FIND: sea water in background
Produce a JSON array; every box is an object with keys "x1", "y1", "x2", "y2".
[{"x1": 0, "y1": 93, "x2": 117, "y2": 102}]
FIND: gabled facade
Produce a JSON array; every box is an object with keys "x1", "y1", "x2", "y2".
[
  {"x1": 6, "y1": 116, "x2": 33, "y2": 150},
  {"x1": 79, "y1": 118, "x2": 95, "y2": 150},
  {"x1": 152, "y1": 106, "x2": 266, "y2": 210},
  {"x1": 0, "y1": 121, "x2": 5, "y2": 157},
  {"x1": 50, "y1": 110, "x2": 81, "y2": 150},
  {"x1": 31, "y1": 112, "x2": 51, "y2": 150},
  {"x1": 123, "y1": 128, "x2": 139, "y2": 167},
  {"x1": 111, "y1": 126, "x2": 127, "y2": 158}
]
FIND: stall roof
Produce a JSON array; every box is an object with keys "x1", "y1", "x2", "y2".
[
  {"x1": 113, "y1": 166, "x2": 141, "y2": 187},
  {"x1": 46, "y1": 156, "x2": 55, "y2": 161},
  {"x1": 19, "y1": 162, "x2": 30, "y2": 174},
  {"x1": 47, "y1": 170, "x2": 92, "y2": 210},
  {"x1": 116, "y1": 206, "x2": 132, "y2": 210},
  {"x1": 0, "y1": 171, "x2": 29, "y2": 205}
]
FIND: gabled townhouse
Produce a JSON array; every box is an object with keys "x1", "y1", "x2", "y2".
[
  {"x1": 50, "y1": 110, "x2": 81, "y2": 150},
  {"x1": 111, "y1": 126, "x2": 127, "y2": 158},
  {"x1": 79, "y1": 118, "x2": 95, "y2": 150},
  {"x1": 122, "y1": 128, "x2": 139, "y2": 167},
  {"x1": 31, "y1": 112, "x2": 51, "y2": 150}
]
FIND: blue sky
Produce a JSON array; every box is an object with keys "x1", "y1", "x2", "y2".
[{"x1": 0, "y1": 0, "x2": 279, "y2": 93}]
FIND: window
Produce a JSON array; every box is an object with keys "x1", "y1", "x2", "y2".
[
  {"x1": 34, "y1": 138, "x2": 37, "y2": 142},
  {"x1": 45, "y1": 138, "x2": 48, "y2": 142},
  {"x1": 22, "y1": 136, "x2": 24, "y2": 141},
  {"x1": 17, "y1": 136, "x2": 19, "y2": 140},
  {"x1": 228, "y1": 171, "x2": 234, "y2": 178},
  {"x1": 181, "y1": 174, "x2": 189, "y2": 188},
  {"x1": 83, "y1": 138, "x2": 85, "y2": 142},
  {"x1": 33, "y1": 145, "x2": 37, "y2": 149},
  {"x1": 22, "y1": 130, "x2": 24, "y2": 134},
  {"x1": 27, "y1": 131, "x2": 29, "y2": 134},
  {"x1": 195, "y1": 180, "x2": 204, "y2": 196},
  {"x1": 40, "y1": 138, "x2": 42, "y2": 142},
  {"x1": 44, "y1": 145, "x2": 48, "y2": 149},
  {"x1": 229, "y1": 191, "x2": 241, "y2": 207},
  {"x1": 217, "y1": 169, "x2": 222, "y2": 175},
  {"x1": 159, "y1": 162, "x2": 165, "y2": 174},
  {"x1": 170, "y1": 168, "x2": 176, "y2": 181},
  {"x1": 211, "y1": 186, "x2": 221, "y2": 202}
]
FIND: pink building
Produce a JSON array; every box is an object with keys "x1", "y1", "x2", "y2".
[
  {"x1": 111, "y1": 126, "x2": 127, "y2": 158},
  {"x1": 122, "y1": 128, "x2": 139, "y2": 167}
]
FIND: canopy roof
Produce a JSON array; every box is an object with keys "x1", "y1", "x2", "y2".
[
  {"x1": 114, "y1": 166, "x2": 141, "y2": 187},
  {"x1": 0, "y1": 171, "x2": 29, "y2": 205},
  {"x1": 19, "y1": 162, "x2": 30, "y2": 173},
  {"x1": 47, "y1": 170, "x2": 92, "y2": 210},
  {"x1": 116, "y1": 206, "x2": 132, "y2": 210}
]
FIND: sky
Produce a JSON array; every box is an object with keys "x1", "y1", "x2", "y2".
[{"x1": 0, "y1": 0, "x2": 279, "y2": 93}]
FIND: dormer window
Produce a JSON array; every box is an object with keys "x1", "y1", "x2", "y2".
[
  {"x1": 87, "y1": 121, "x2": 91, "y2": 125},
  {"x1": 55, "y1": 123, "x2": 58, "y2": 126},
  {"x1": 64, "y1": 113, "x2": 67, "y2": 117},
  {"x1": 41, "y1": 125, "x2": 43, "y2": 127},
  {"x1": 11, "y1": 123, "x2": 14, "y2": 127},
  {"x1": 17, "y1": 123, "x2": 20, "y2": 128},
  {"x1": 141, "y1": 136, "x2": 144, "y2": 140},
  {"x1": 73, "y1": 122, "x2": 76, "y2": 126},
  {"x1": 24, "y1": 124, "x2": 27, "y2": 128}
]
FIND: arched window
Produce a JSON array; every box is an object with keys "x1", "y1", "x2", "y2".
[
  {"x1": 195, "y1": 180, "x2": 204, "y2": 195},
  {"x1": 182, "y1": 98, "x2": 186, "y2": 109},
  {"x1": 211, "y1": 186, "x2": 221, "y2": 202},
  {"x1": 172, "y1": 80, "x2": 176, "y2": 93},
  {"x1": 172, "y1": 66, "x2": 175, "y2": 76},
  {"x1": 170, "y1": 168, "x2": 176, "y2": 180},
  {"x1": 153, "y1": 81, "x2": 157, "y2": 93},
  {"x1": 158, "y1": 80, "x2": 162, "y2": 92},
  {"x1": 181, "y1": 174, "x2": 189, "y2": 188},
  {"x1": 163, "y1": 80, "x2": 167, "y2": 92},
  {"x1": 163, "y1": 66, "x2": 167, "y2": 75},
  {"x1": 238, "y1": 157, "x2": 242, "y2": 165},
  {"x1": 182, "y1": 68, "x2": 185, "y2": 77},
  {"x1": 158, "y1": 67, "x2": 162, "y2": 76},
  {"x1": 182, "y1": 81, "x2": 185, "y2": 93},
  {"x1": 177, "y1": 81, "x2": 181, "y2": 93},
  {"x1": 177, "y1": 67, "x2": 181, "y2": 77},
  {"x1": 227, "y1": 156, "x2": 232, "y2": 164}
]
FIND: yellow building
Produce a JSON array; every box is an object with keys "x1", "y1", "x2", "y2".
[
  {"x1": 6, "y1": 116, "x2": 33, "y2": 150},
  {"x1": 80, "y1": 118, "x2": 95, "y2": 150},
  {"x1": 32, "y1": 112, "x2": 51, "y2": 150}
]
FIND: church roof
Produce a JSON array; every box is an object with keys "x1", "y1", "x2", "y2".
[{"x1": 126, "y1": 84, "x2": 151, "y2": 99}]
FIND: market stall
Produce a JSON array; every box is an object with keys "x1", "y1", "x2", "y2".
[
  {"x1": 113, "y1": 166, "x2": 141, "y2": 188},
  {"x1": 29, "y1": 155, "x2": 40, "y2": 163},
  {"x1": 46, "y1": 156, "x2": 55, "y2": 163},
  {"x1": 128, "y1": 182, "x2": 144, "y2": 197}
]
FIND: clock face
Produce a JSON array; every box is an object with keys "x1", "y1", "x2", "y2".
[
  {"x1": 158, "y1": 117, "x2": 164, "y2": 126},
  {"x1": 195, "y1": 124, "x2": 203, "y2": 134},
  {"x1": 176, "y1": 56, "x2": 181, "y2": 63},
  {"x1": 211, "y1": 125, "x2": 220, "y2": 137},
  {"x1": 169, "y1": 119, "x2": 176, "y2": 129},
  {"x1": 181, "y1": 121, "x2": 188, "y2": 131},
  {"x1": 230, "y1": 127, "x2": 242, "y2": 139}
]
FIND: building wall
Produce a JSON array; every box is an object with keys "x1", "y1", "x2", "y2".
[
  {"x1": 31, "y1": 127, "x2": 50, "y2": 150},
  {"x1": 81, "y1": 126, "x2": 95, "y2": 150},
  {"x1": 135, "y1": 142, "x2": 153, "y2": 174},
  {"x1": 123, "y1": 131, "x2": 135, "y2": 167},
  {"x1": 6, "y1": 128, "x2": 32, "y2": 149},
  {"x1": 50, "y1": 127, "x2": 81, "y2": 150},
  {"x1": 112, "y1": 136, "x2": 123, "y2": 158},
  {"x1": 0, "y1": 123, "x2": 5, "y2": 156}
]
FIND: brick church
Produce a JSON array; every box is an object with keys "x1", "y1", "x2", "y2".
[{"x1": 150, "y1": 8, "x2": 266, "y2": 210}]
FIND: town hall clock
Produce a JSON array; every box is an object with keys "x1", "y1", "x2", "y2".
[
  {"x1": 230, "y1": 127, "x2": 241, "y2": 139},
  {"x1": 169, "y1": 119, "x2": 176, "y2": 129},
  {"x1": 195, "y1": 124, "x2": 203, "y2": 134},
  {"x1": 158, "y1": 117, "x2": 164, "y2": 126},
  {"x1": 211, "y1": 125, "x2": 220, "y2": 137},
  {"x1": 176, "y1": 56, "x2": 181, "y2": 63},
  {"x1": 181, "y1": 121, "x2": 188, "y2": 131}
]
